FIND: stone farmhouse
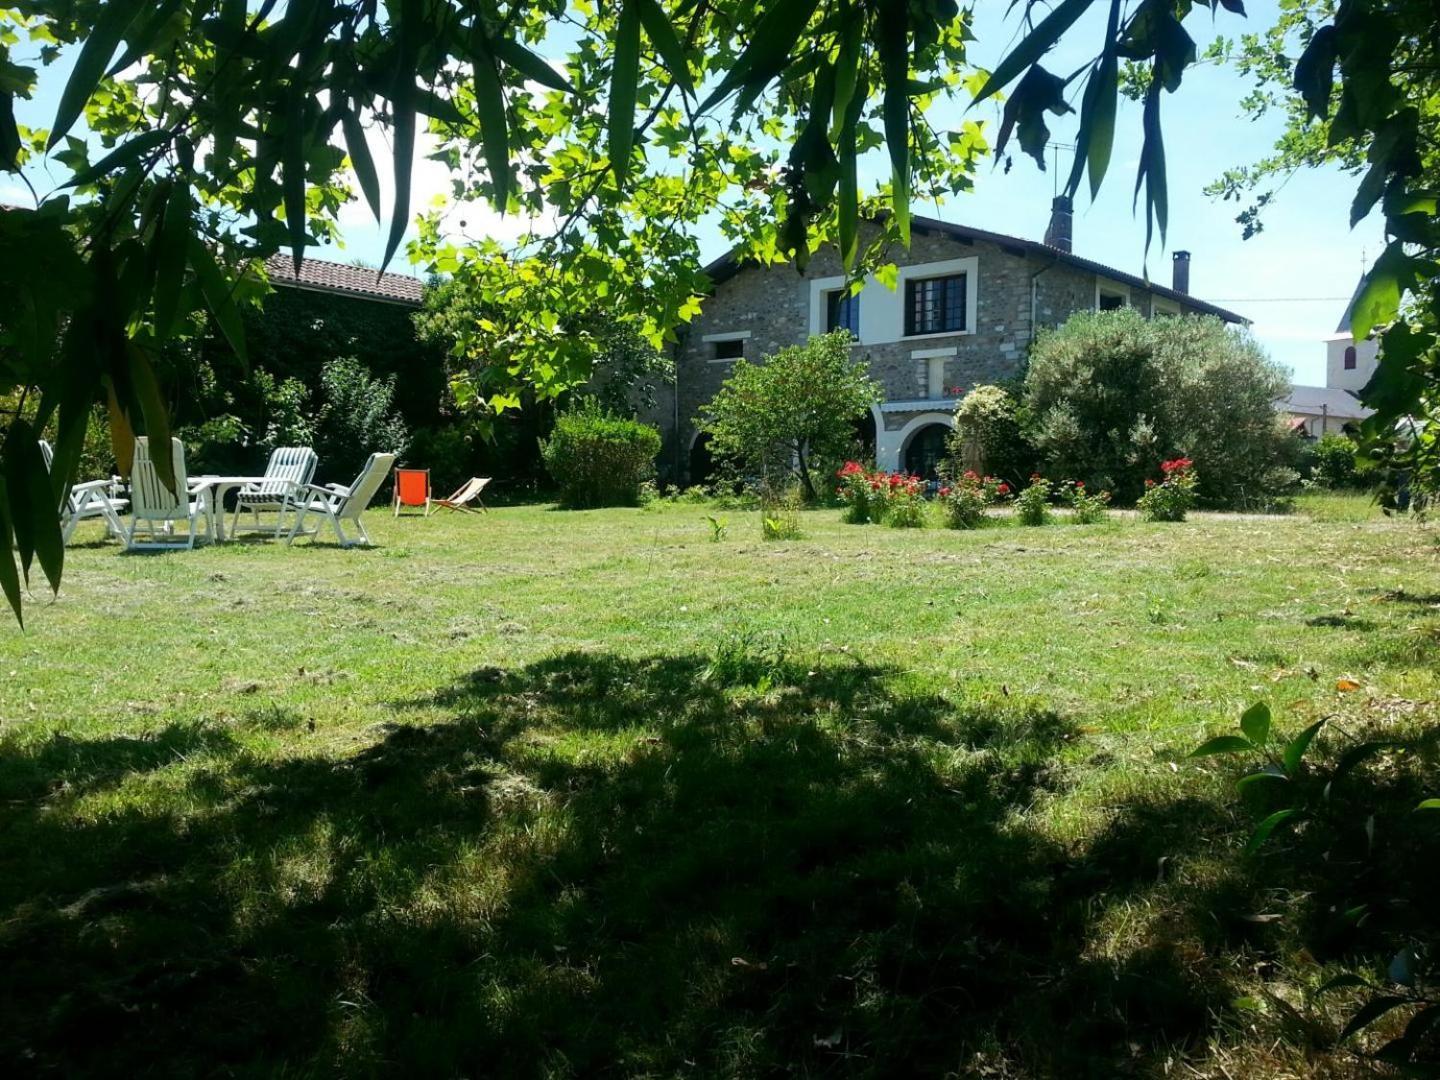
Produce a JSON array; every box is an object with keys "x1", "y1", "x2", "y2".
[{"x1": 654, "y1": 198, "x2": 1246, "y2": 484}]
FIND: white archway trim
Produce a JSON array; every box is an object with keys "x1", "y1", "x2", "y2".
[{"x1": 877, "y1": 411, "x2": 953, "y2": 474}]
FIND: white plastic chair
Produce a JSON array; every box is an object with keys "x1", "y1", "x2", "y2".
[
  {"x1": 232, "y1": 446, "x2": 318, "y2": 537},
  {"x1": 125, "y1": 437, "x2": 213, "y2": 550},
  {"x1": 38, "y1": 439, "x2": 129, "y2": 545},
  {"x1": 286, "y1": 452, "x2": 396, "y2": 548}
]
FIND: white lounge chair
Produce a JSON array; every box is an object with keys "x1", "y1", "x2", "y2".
[
  {"x1": 125, "y1": 436, "x2": 213, "y2": 550},
  {"x1": 285, "y1": 452, "x2": 396, "y2": 548},
  {"x1": 232, "y1": 446, "x2": 318, "y2": 538},
  {"x1": 38, "y1": 439, "x2": 129, "y2": 545}
]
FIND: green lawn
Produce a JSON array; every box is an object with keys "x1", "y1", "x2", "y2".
[{"x1": 2, "y1": 499, "x2": 1437, "y2": 1076}]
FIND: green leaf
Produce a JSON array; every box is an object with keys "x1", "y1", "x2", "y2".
[
  {"x1": 1338, "y1": 995, "x2": 1409, "y2": 1042},
  {"x1": 1133, "y1": 79, "x2": 1168, "y2": 252},
  {"x1": 62, "y1": 129, "x2": 171, "y2": 188},
  {"x1": 3, "y1": 419, "x2": 63, "y2": 595},
  {"x1": 700, "y1": 0, "x2": 822, "y2": 113},
  {"x1": 469, "y1": 29, "x2": 511, "y2": 211},
  {"x1": 341, "y1": 104, "x2": 382, "y2": 222},
  {"x1": 190, "y1": 237, "x2": 248, "y2": 367},
  {"x1": 1416, "y1": 799, "x2": 1440, "y2": 811},
  {"x1": 152, "y1": 181, "x2": 189, "y2": 339},
  {"x1": 281, "y1": 89, "x2": 309, "y2": 273},
  {"x1": 1246, "y1": 808, "x2": 1300, "y2": 853},
  {"x1": 107, "y1": 0, "x2": 185, "y2": 77},
  {"x1": 1190, "y1": 734, "x2": 1253, "y2": 757},
  {"x1": 126, "y1": 342, "x2": 175, "y2": 495},
  {"x1": 836, "y1": 70, "x2": 867, "y2": 271},
  {"x1": 48, "y1": 0, "x2": 145, "y2": 149},
  {"x1": 877, "y1": 0, "x2": 910, "y2": 246},
  {"x1": 1350, "y1": 242, "x2": 1411, "y2": 341},
  {"x1": 1282, "y1": 717, "x2": 1327, "y2": 775},
  {"x1": 491, "y1": 38, "x2": 574, "y2": 94},
  {"x1": 1292, "y1": 24, "x2": 1337, "y2": 120},
  {"x1": 1235, "y1": 769, "x2": 1288, "y2": 792},
  {"x1": 635, "y1": 0, "x2": 693, "y2": 96},
  {"x1": 1330, "y1": 740, "x2": 1396, "y2": 786},
  {"x1": 829, "y1": 7, "x2": 861, "y2": 143},
  {"x1": 1315, "y1": 973, "x2": 1369, "y2": 995},
  {"x1": 382, "y1": 24, "x2": 418, "y2": 273},
  {"x1": 0, "y1": 90, "x2": 20, "y2": 172},
  {"x1": 0, "y1": 478, "x2": 23, "y2": 626},
  {"x1": 1239, "y1": 701, "x2": 1271, "y2": 745},
  {"x1": 1066, "y1": 0, "x2": 1119, "y2": 200},
  {"x1": 973, "y1": 0, "x2": 1094, "y2": 105},
  {"x1": 609, "y1": 0, "x2": 641, "y2": 186}
]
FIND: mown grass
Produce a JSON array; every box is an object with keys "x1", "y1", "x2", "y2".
[{"x1": 1, "y1": 501, "x2": 1437, "y2": 1076}]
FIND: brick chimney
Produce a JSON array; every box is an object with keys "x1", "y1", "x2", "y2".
[
  {"x1": 1044, "y1": 195, "x2": 1073, "y2": 253},
  {"x1": 1172, "y1": 250, "x2": 1191, "y2": 294}
]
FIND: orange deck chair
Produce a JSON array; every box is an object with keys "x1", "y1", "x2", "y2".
[
  {"x1": 393, "y1": 467, "x2": 432, "y2": 516},
  {"x1": 435, "y1": 476, "x2": 491, "y2": 513}
]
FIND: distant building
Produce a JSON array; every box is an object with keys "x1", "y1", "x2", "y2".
[{"x1": 1277, "y1": 278, "x2": 1375, "y2": 438}]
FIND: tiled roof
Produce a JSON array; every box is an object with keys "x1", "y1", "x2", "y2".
[
  {"x1": 264, "y1": 253, "x2": 425, "y2": 306},
  {"x1": 702, "y1": 212, "x2": 1248, "y2": 324},
  {"x1": 1278, "y1": 385, "x2": 1374, "y2": 420}
]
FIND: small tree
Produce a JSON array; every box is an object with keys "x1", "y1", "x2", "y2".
[
  {"x1": 702, "y1": 331, "x2": 881, "y2": 501},
  {"x1": 540, "y1": 399, "x2": 662, "y2": 508}
]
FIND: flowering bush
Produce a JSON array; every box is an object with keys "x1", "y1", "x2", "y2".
[
  {"x1": 879, "y1": 472, "x2": 928, "y2": 528},
  {"x1": 836, "y1": 461, "x2": 881, "y2": 523},
  {"x1": 938, "y1": 470, "x2": 1007, "y2": 529},
  {"x1": 1014, "y1": 474, "x2": 1053, "y2": 526},
  {"x1": 1137, "y1": 458, "x2": 1198, "y2": 522},
  {"x1": 1059, "y1": 479, "x2": 1110, "y2": 524}
]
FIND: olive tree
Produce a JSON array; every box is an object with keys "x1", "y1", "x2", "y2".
[{"x1": 1024, "y1": 309, "x2": 1294, "y2": 506}]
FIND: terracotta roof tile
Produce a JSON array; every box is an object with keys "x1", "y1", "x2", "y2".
[{"x1": 264, "y1": 253, "x2": 425, "y2": 305}]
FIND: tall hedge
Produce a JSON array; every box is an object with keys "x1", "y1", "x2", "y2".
[{"x1": 541, "y1": 402, "x2": 662, "y2": 508}]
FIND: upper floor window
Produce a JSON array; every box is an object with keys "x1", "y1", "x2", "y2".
[
  {"x1": 904, "y1": 273, "x2": 966, "y2": 336},
  {"x1": 826, "y1": 289, "x2": 860, "y2": 337},
  {"x1": 1344, "y1": 345, "x2": 1357, "y2": 370},
  {"x1": 713, "y1": 337, "x2": 744, "y2": 361}
]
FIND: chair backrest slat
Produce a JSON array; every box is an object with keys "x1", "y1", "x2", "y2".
[
  {"x1": 130, "y1": 437, "x2": 189, "y2": 519},
  {"x1": 252, "y1": 447, "x2": 317, "y2": 498},
  {"x1": 337, "y1": 453, "x2": 396, "y2": 520}
]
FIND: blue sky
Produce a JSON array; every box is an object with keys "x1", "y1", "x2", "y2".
[{"x1": 5, "y1": 1, "x2": 1378, "y2": 385}]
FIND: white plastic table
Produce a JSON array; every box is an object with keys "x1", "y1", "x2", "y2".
[{"x1": 187, "y1": 475, "x2": 269, "y2": 542}]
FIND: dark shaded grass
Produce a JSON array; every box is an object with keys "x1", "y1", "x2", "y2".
[
  {"x1": 0, "y1": 653, "x2": 1225, "y2": 1078},
  {"x1": 2, "y1": 651, "x2": 1437, "y2": 1077}
]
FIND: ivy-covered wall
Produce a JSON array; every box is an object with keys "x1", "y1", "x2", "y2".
[{"x1": 237, "y1": 286, "x2": 445, "y2": 427}]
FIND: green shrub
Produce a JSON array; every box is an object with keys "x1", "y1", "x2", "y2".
[
  {"x1": 1024, "y1": 310, "x2": 1292, "y2": 506},
  {"x1": 938, "y1": 470, "x2": 1007, "y2": 529},
  {"x1": 314, "y1": 357, "x2": 410, "y2": 483},
  {"x1": 1059, "y1": 479, "x2": 1110, "y2": 524},
  {"x1": 879, "y1": 473, "x2": 928, "y2": 528},
  {"x1": 1136, "y1": 458, "x2": 1198, "y2": 521},
  {"x1": 1014, "y1": 475, "x2": 1053, "y2": 526},
  {"x1": 760, "y1": 488, "x2": 805, "y2": 540},
  {"x1": 1306, "y1": 433, "x2": 1364, "y2": 489},
  {"x1": 947, "y1": 384, "x2": 1035, "y2": 487},
  {"x1": 541, "y1": 400, "x2": 662, "y2": 508}
]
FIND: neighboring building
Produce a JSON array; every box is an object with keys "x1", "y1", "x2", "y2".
[
  {"x1": 1278, "y1": 277, "x2": 1376, "y2": 438},
  {"x1": 657, "y1": 199, "x2": 1247, "y2": 483}
]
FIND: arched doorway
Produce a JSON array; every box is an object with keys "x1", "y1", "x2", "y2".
[
  {"x1": 903, "y1": 423, "x2": 949, "y2": 481},
  {"x1": 688, "y1": 432, "x2": 715, "y2": 487}
]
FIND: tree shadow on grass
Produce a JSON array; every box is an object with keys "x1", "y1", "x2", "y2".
[{"x1": 1, "y1": 653, "x2": 1237, "y2": 1077}]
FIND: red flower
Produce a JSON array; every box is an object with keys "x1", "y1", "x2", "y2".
[
  {"x1": 838, "y1": 461, "x2": 865, "y2": 478},
  {"x1": 1030, "y1": 473, "x2": 1042, "y2": 482},
  {"x1": 1075, "y1": 481, "x2": 1085, "y2": 490},
  {"x1": 1160, "y1": 457, "x2": 1193, "y2": 475},
  {"x1": 963, "y1": 469, "x2": 979, "y2": 481},
  {"x1": 939, "y1": 486, "x2": 951, "y2": 497},
  {"x1": 996, "y1": 483, "x2": 1010, "y2": 495},
  {"x1": 1145, "y1": 478, "x2": 1156, "y2": 488}
]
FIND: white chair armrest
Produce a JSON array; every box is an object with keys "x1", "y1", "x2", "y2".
[
  {"x1": 71, "y1": 478, "x2": 113, "y2": 495},
  {"x1": 324, "y1": 482, "x2": 352, "y2": 496}
]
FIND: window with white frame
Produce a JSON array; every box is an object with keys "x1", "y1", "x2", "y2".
[
  {"x1": 712, "y1": 337, "x2": 744, "y2": 360},
  {"x1": 904, "y1": 273, "x2": 967, "y2": 336}
]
